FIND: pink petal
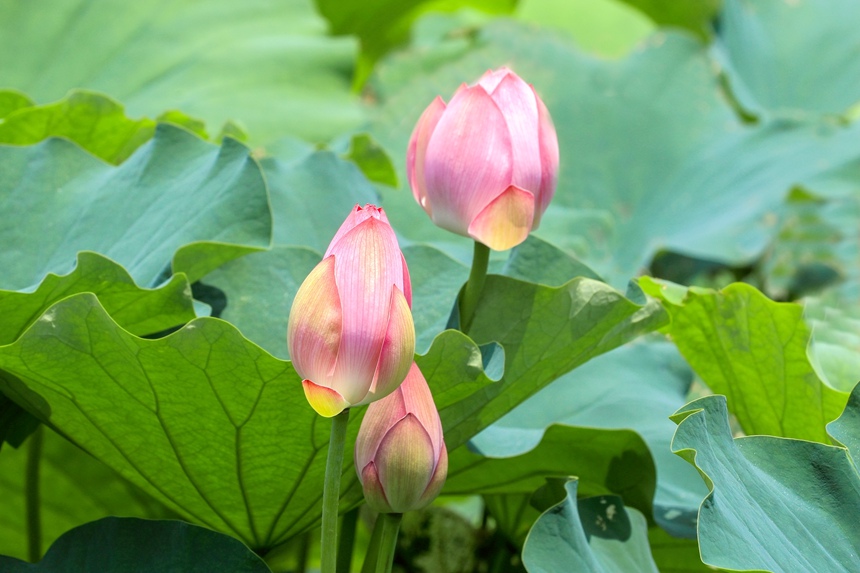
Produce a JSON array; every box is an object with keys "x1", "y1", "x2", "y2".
[
  {"x1": 397, "y1": 363, "x2": 443, "y2": 455},
  {"x1": 328, "y1": 217, "x2": 404, "y2": 404},
  {"x1": 302, "y1": 379, "x2": 350, "y2": 417},
  {"x1": 491, "y1": 73, "x2": 541, "y2": 195},
  {"x1": 360, "y1": 462, "x2": 393, "y2": 513},
  {"x1": 324, "y1": 204, "x2": 391, "y2": 259},
  {"x1": 355, "y1": 387, "x2": 407, "y2": 471},
  {"x1": 287, "y1": 256, "x2": 341, "y2": 385},
  {"x1": 417, "y1": 442, "x2": 447, "y2": 509},
  {"x1": 407, "y1": 96, "x2": 446, "y2": 216},
  {"x1": 467, "y1": 184, "x2": 535, "y2": 251},
  {"x1": 423, "y1": 85, "x2": 513, "y2": 236},
  {"x1": 359, "y1": 285, "x2": 415, "y2": 406},
  {"x1": 534, "y1": 91, "x2": 559, "y2": 226},
  {"x1": 374, "y1": 413, "x2": 436, "y2": 513},
  {"x1": 400, "y1": 252, "x2": 412, "y2": 308},
  {"x1": 477, "y1": 67, "x2": 512, "y2": 93}
]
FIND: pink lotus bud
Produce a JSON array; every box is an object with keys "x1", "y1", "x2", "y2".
[
  {"x1": 287, "y1": 204, "x2": 415, "y2": 418},
  {"x1": 407, "y1": 67, "x2": 559, "y2": 251},
  {"x1": 355, "y1": 362, "x2": 448, "y2": 513}
]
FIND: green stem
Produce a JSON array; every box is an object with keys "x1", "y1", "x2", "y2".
[
  {"x1": 375, "y1": 513, "x2": 402, "y2": 573},
  {"x1": 26, "y1": 426, "x2": 44, "y2": 563},
  {"x1": 321, "y1": 409, "x2": 350, "y2": 573},
  {"x1": 360, "y1": 513, "x2": 384, "y2": 573},
  {"x1": 459, "y1": 241, "x2": 491, "y2": 333},
  {"x1": 336, "y1": 507, "x2": 359, "y2": 573}
]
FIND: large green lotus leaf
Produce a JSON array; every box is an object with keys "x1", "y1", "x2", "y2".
[
  {"x1": 0, "y1": 91, "x2": 213, "y2": 164},
  {"x1": 0, "y1": 252, "x2": 194, "y2": 343},
  {"x1": 522, "y1": 480, "x2": 659, "y2": 573},
  {"x1": 0, "y1": 91, "x2": 156, "y2": 164},
  {"x1": 0, "y1": 0, "x2": 362, "y2": 145},
  {"x1": 315, "y1": 0, "x2": 517, "y2": 87},
  {"x1": 0, "y1": 294, "x2": 339, "y2": 549},
  {"x1": 0, "y1": 124, "x2": 270, "y2": 291},
  {"x1": 515, "y1": 0, "x2": 654, "y2": 58},
  {"x1": 470, "y1": 340, "x2": 707, "y2": 538},
  {"x1": 670, "y1": 393, "x2": 860, "y2": 572},
  {"x1": 0, "y1": 269, "x2": 659, "y2": 550},
  {"x1": 716, "y1": 0, "x2": 860, "y2": 120},
  {"x1": 435, "y1": 275, "x2": 668, "y2": 448},
  {"x1": 444, "y1": 424, "x2": 657, "y2": 519},
  {"x1": 0, "y1": 517, "x2": 270, "y2": 573},
  {"x1": 0, "y1": 252, "x2": 196, "y2": 449},
  {"x1": 369, "y1": 22, "x2": 860, "y2": 286},
  {"x1": 643, "y1": 279, "x2": 848, "y2": 441},
  {"x1": 0, "y1": 429, "x2": 174, "y2": 561}
]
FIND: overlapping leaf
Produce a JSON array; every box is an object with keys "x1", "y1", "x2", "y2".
[
  {"x1": 522, "y1": 480, "x2": 659, "y2": 573},
  {"x1": 470, "y1": 341, "x2": 707, "y2": 538},
  {"x1": 370, "y1": 21, "x2": 860, "y2": 285},
  {"x1": 643, "y1": 279, "x2": 847, "y2": 442},
  {"x1": 0, "y1": 91, "x2": 167, "y2": 164},
  {"x1": 0, "y1": 0, "x2": 363, "y2": 144},
  {"x1": 0, "y1": 517, "x2": 270, "y2": 573},
  {"x1": 671, "y1": 391, "x2": 860, "y2": 572},
  {"x1": 0, "y1": 124, "x2": 270, "y2": 291}
]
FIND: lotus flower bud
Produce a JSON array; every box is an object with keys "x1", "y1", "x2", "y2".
[
  {"x1": 355, "y1": 363, "x2": 447, "y2": 513},
  {"x1": 407, "y1": 67, "x2": 559, "y2": 251},
  {"x1": 287, "y1": 204, "x2": 415, "y2": 418}
]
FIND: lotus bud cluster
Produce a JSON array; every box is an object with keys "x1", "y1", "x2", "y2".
[
  {"x1": 287, "y1": 204, "x2": 415, "y2": 418},
  {"x1": 407, "y1": 67, "x2": 559, "y2": 251},
  {"x1": 355, "y1": 363, "x2": 447, "y2": 514}
]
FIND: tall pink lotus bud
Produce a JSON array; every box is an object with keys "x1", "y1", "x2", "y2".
[
  {"x1": 355, "y1": 363, "x2": 447, "y2": 513},
  {"x1": 287, "y1": 204, "x2": 415, "y2": 418},
  {"x1": 407, "y1": 67, "x2": 559, "y2": 251}
]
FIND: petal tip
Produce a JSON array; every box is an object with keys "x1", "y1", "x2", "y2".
[{"x1": 302, "y1": 379, "x2": 350, "y2": 417}]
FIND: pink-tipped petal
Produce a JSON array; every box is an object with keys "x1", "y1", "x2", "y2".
[
  {"x1": 355, "y1": 388, "x2": 407, "y2": 471},
  {"x1": 359, "y1": 286, "x2": 415, "y2": 405},
  {"x1": 467, "y1": 184, "x2": 535, "y2": 251},
  {"x1": 407, "y1": 96, "x2": 447, "y2": 216},
  {"x1": 302, "y1": 379, "x2": 350, "y2": 417},
  {"x1": 534, "y1": 92, "x2": 559, "y2": 226},
  {"x1": 287, "y1": 256, "x2": 342, "y2": 385},
  {"x1": 491, "y1": 73, "x2": 541, "y2": 195},
  {"x1": 477, "y1": 67, "x2": 512, "y2": 93},
  {"x1": 397, "y1": 364, "x2": 443, "y2": 455},
  {"x1": 423, "y1": 85, "x2": 513, "y2": 236},
  {"x1": 360, "y1": 462, "x2": 393, "y2": 514},
  {"x1": 374, "y1": 414, "x2": 437, "y2": 513},
  {"x1": 329, "y1": 217, "x2": 404, "y2": 404},
  {"x1": 417, "y1": 442, "x2": 448, "y2": 509},
  {"x1": 324, "y1": 204, "x2": 391, "y2": 259}
]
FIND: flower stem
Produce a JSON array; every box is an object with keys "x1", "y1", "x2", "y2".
[
  {"x1": 360, "y1": 513, "x2": 385, "y2": 573},
  {"x1": 26, "y1": 425, "x2": 44, "y2": 563},
  {"x1": 320, "y1": 408, "x2": 350, "y2": 573},
  {"x1": 336, "y1": 506, "x2": 359, "y2": 573},
  {"x1": 374, "y1": 513, "x2": 402, "y2": 573},
  {"x1": 459, "y1": 241, "x2": 490, "y2": 333}
]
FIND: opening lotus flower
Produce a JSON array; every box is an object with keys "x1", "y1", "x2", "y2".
[
  {"x1": 355, "y1": 362, "x2": 447, "y2": 514},
  {"x1": 287, "y1": 204, "x2": 415, "y2": 417},
  {"x1": 407, "y1": 67, "x2": 559, "y2": 251}
]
